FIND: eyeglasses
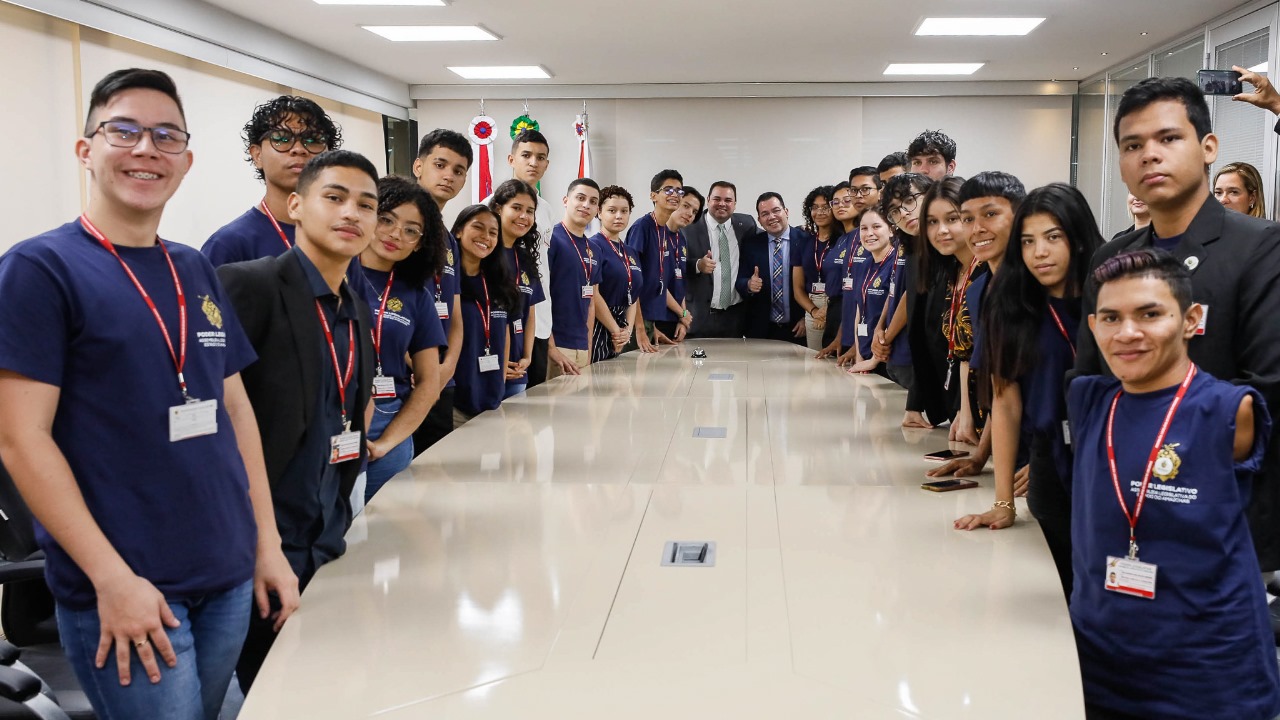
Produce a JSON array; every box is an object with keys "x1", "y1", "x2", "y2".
[
  {"x1": 887, "y1": 193, "x2": 924, "y2": 223},
  {"x1": 89, "y1": 121, "x2": 191, "y2": 154},
  {"x1": 376, "y1": 214, "x2": 423, "y2": 244},
  {"x1": 262, "y1": 129, "x2": 328, "y2": 154},
  {"x1": 830, "y1": 196, "x2": 855, "y2": 207},
  {"x1": 850, "y1": 186, "x2": 878, "y2": 198},
  {"x1": 810, "y1": 204, "x2": 832, "y2": 213},
  {"x1": 660, "y1": 186, "x2": 687, "y2": 197}
]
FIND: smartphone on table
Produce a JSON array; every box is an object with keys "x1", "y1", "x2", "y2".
[
  {"x1": 921, "y1": 479, "x2": 980, "y2": 492},
  {"x1": 923, "y1": 449, "x2": 970, "y2": 462}
]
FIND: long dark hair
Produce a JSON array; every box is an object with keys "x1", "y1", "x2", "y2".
[
  {"x1": 979, "y1": 183, "x2": 1104, "y2": 388},
  {"x1": 376, "y1": 175, "x2": 445, "y2": 287},
  {"x1": 450, "y1": 204, "x2": 520, "y2": 311},
  {"x1": 912, "y1": 176, "x2": 963, "y2": 295},
  {"x1": 802, "y1": 185, "x2": 836, "y2": 238},
  {"x1": 488, "y1": 179, "x2": 543, "y2": 285}
]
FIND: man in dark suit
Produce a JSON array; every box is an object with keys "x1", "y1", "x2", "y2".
[
  {"x1": 736, "y1": 192, "x2": 811, "y2": 344},
  {"x1": 685, "y1": 180, "x2": 757, "y2": 337},
  {"x1": 1075, "y1": 77, "x2": 1280, "y2": 582},
  {"x1": 217, "y1": 150, "x2": 378, "y2": 692}
]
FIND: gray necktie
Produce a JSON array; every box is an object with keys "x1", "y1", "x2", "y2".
[{"x1": 716, "y1": 223, "x2": 733, "y2": 309}]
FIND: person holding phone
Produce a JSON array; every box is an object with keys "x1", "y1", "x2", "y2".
[
  {"x1": 953, "y1": 184, "x2": 1104, "y2": 598},
  {"x1": 450, "y1": 205, "x2": 519, "y2": 424},
  {"x1": 1069, "y1": 248, "x2": 1279, "y2": 720}
]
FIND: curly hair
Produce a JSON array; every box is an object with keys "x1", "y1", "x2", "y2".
[
  {"x1": 241, "y1": 96, "x2": 342, "y2": 181},
  {"x1": 376, "y1": 175, "x2": 445, "y2": 287},
  {"x1": 802, "y1": 185, "x2": 835, "y2": 237},
  {"x1": 489, "y1": 179, "x2": 543, "y2": 285}
]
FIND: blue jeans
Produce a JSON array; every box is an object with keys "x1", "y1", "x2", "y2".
[
  {"x1": 503, "y1": 382, "x2": 527, "y2": 399},
  {"x1": 365, "y1": 397, "x2": 413, "y2": 502},
  {"x1": 56, "y1": 579, "x2": 253, "y2": 720}
]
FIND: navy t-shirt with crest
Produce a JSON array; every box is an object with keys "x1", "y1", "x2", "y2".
[
  {"x1": 425, "y1": 232, "x2": 462, "y2": 388},
  {"x1": 548, "y1": 223, "x2": 601, "y2": 350},
  {"x1": 1068, "y1": 371, "x2": 1280, "y2": 720},
  {"x1": 455, "y1": 272, "x2": 510, "y2": 415},
  {"x1": 202, "y1": 206, "x2": 295, "y2": 266},
  {"x1": 591, "y1": 234, "x2": 644, "y2": 310},
  {"x1": 844, "y1": 245, "x2": 897, "y2": 356},
  {"x1": 351, "y1": 263, "x2": 447, "y2": 401},
  {"x1": 502, "y1": 245, "x2": 545, "y2": 388},
  {"x1": 0, "y1": 220, "x2": 258, "y2": 609}
]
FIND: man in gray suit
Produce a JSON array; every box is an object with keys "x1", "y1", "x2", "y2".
[{"x1": 684, "y1": 180, "x2": 758, "y2": 337}]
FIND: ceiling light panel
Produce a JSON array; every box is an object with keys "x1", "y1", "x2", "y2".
[
  {"x1": 364, "y1": 25, "x2": 496, "y2": 41},
  {"x1": 884, "y1": 63, "x2": 984, "y2": 75},
  {"x1": 448, "y1": 66, "x2": 551, "y2": 80},
  {"x1": 916, "y1": 18, "x2": 1045, "y2": 36}
]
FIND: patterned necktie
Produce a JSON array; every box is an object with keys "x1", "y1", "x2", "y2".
[
  {"x1": 770, "y1": 239, "x2": 785, "y2": 323},
  {"x1": 716, "y1": 223, "x2": 733, "y2": 309}
]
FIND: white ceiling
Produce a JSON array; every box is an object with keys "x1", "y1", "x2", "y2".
[{"x1": 195, "y1": 0, "x2": 1244, "y2": 86}]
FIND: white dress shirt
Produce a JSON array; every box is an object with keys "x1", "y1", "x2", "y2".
[{"x1": 706, "y1": 214, "x2": 742, "y2": 309}]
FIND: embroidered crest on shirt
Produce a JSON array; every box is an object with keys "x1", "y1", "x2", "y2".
[
  {"x1": 1153, "y1": 443, "x2": 1182, "y2": 482},
  {"x1": 520, "y1": 271, "x2": 530, "y2": 286},
  {"x1": 200, "y1": 295, "x2": 223, "y2": 329},
  {"x1": 447, "y1": 248, "x2": 455, "y2": 266},
  {"x1": 387, "y1": 297, "x2": 404, "y2": 313},
  {"x1": 873, "y1": 276, "x2": 882, "y2": 288}
]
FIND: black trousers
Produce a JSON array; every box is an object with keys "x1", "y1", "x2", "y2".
[
  {"x1": 237, "y1": 563, "x2": 318, "y2": 694},
  {"x1": 765, "y1": 321, "x2": 806, "y2": 345},
  {"x1": 411, "y1": 386, "x2": 455, "y2": 459},
  {"x1": 1028, "y1": 433, "x2": 1073, "y2": 600},
  {"x1": 691, "y1": 303, "x2": 746, "y2": 338},
  {"x1": 527, "y1": 337, "x2": 549, "y2": 388}
]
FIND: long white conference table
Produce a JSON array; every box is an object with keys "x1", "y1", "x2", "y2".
[{"x1": 239, "y1": 339, "x2": 1083, "y2": 719}]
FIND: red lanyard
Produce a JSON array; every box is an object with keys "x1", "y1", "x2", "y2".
[
  {"x1": 80, "y1": 215, "x2": 192, "y2": 400},
  {"x1": 606, "y1": 237, "x2": 634, "y2": 296},
  {"x1": 946, "y1": 257, "x2": 981, "y2": 359},
  {"x1": 511, "y1": 249, "x2": 523, "y2": 290},
  {"x1": 259, "y1": 200, "x2": 293, "y2": 251},
  {"x1": 1047, "y1": 303, "x2": 1076, "y2": 358},
  {"x1": 1105, "y1": 363, "x2": 1197, "y2": 558},
  {"x1": 370, "y1": 269, "x2": 395, "y2": 365},
  {"x1": 815, "y1": 238, "x2": 830, "y2": 273},
  {"x1": 473, "y1": 275, "x2": 492, "y2": 352},
  {"x1": 653, "y1": 214, "x2": 669, "y2": 283},
  {"x1": 843, "y1": 231, "x2": 864, "y2": 278},
  {"x1": 860, "y1": 247, "x2": 897, "y2": 307},
  {"x1": 314, "y1": 300, "x2": 356, "y2": 426},
  {"x1": 561, "y1": 223, "x2": 593, "y2": 283}
]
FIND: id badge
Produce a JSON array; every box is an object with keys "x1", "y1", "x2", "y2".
[
  {"x1": 890, "y1": 281, "x2": 896, "y2": 296},
  {"x1": 1104, "y1": 556, "x2": 1157, "y2": 599},
  {"x1": 657, "y1": 280, "x2": 664, "y2": 295},
  {"x1": 170, "y1": 399, "x2": 217, "y2": 442},
  {"x1": 329, "y1": 429, "x2": 361, "y2": 464},
  {"x1": 435, "y1": 301, "x2": 449, "y2": 319},
  {"x1": 478, "y1": 352, "x2": 501, "y2": 372},
  {"x1": 675, "y1": 268, "x2": 684, "y2": 280},
  {"x1": 513, "y1": 319, "x2": 524, "y2": 334},
  {"x1": 1062, "y1": 420, "x2": 1072, "y2": 446},
  {"x1": 842, "y1": 277, "x2": 854, "y2": 291},
  {"x1": 582, "y1": 284, "x2": 594, "y2": 299},
  {"x1": 812, "y1": 282, "x2": 826, "y2": 294},
  {"x1": 858, "y1": 323, "x2": 869, "y2": 337},
  {"x1": 372, "y1": 374, "x2": 397, "y2": 399},
  {"x1": 1194, "y1": 304, "x2": 1209, "y2": 336}
]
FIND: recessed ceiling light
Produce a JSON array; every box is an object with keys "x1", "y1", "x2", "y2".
[
  {"x1": 1073, "y1": 66, "x2": 1079, "y2": 70},
  {"x1": 1140, "y1": 31, "x2": 1148, "y2": 36},
  {"x1": 317, "y1": 0, "x2": 445, "y2": 5},
  {"x1": 448, "y1": 66, "x2": 551, "y2": 80},
  {"x1": 916, "y1": 17, "x2": 1044, "y2": 36},
  {"x1": 363, "y1": 25, "x2": 496, "y2": 42},
  {"x1": 1101, "y1": 52, "x2": 1108, "y2": 56},
  {"x1": 883, "y1": 63, "x2": 983, "y2": 75}
]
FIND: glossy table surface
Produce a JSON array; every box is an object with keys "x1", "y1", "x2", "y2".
[{"x1": 240, "y1": 339, "x2": 1083, "y2": 719}]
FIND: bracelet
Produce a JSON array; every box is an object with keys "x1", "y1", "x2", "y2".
[{"x1": 992, "y1": 500, "x2": 1016, "y2": 515}]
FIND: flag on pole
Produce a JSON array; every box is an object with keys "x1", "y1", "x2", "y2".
[
  {"x1": 467, "y1": 113, "x2": 496, "y2": 204},
  {"x1": 575, "y1": 109, "x2": 591, "y2": 179}
]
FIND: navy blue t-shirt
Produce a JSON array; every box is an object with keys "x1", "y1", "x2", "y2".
[
  {"x1": 792, "y1": 234, "x2": 837, "y2": 294},
  {"x1": 965, "y1": 272, "x2": 991, "y2": 370},
  {"x1": 548, "y1": 223, "x2": 601, "y2": 350},
  {"x1": 831, "y1": 232, "x2": 861, "y2": 303},
  {"x1": 502, "y1": 245, "x2": 545, "y2": 388},
  {"x1": 1017, "y1": 296, "x2": 1079, "y2": 483},
  {"x1": 627, "y1": 213, "x2": 677, "y2": 321},
  {"x1": 351, "y1": 264, "x2": 447, "y2": 401},
  {"x1": 886, "y1": 252, "x2": 912, "y2": 365},
  {"x1": 455, "y1": 272, "x2": 510, "y2": 415},
  {"x1": 1068, "y1": 371, "x2": 1280, "y2": 720},
  {"x1": 669, "y1": 230, "x2": 688, "y2": 307},
  {"x1": 425, "y1": 232, "x2": 462, "y2": 388},
  {"x1": 202, "y1": 206, "x2": 294, "y2": 267},
  {"x1": 591, "y1": 234, "x2": 644, "y2": 310},
  {"x1": 0, "y1": 220, "x2": 258, "y2": 609},
  {"x1": 844, "y1": 245, "x2": 898, "y2": 355}
]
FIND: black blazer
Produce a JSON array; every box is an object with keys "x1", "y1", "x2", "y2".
[
  {"x1": 684, "y1": 213, "x2": 756, "y2": 335},
  {"x1": 217, "y1": 249, "x2": 376, "y2": 501},
  {"x1": 735, "y1": 227, "x2": 810, "y2": 339},
  {"x1": 1076, "y1": 195, "x2": 1280, "y2": 568}
]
